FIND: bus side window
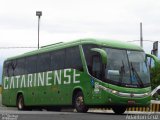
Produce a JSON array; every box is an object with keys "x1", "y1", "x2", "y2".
[
  {"x1": 3, "y1": 61, "x2": 10, "y2": 77},
  {"x1": 5, "y1": 61, "x2": 16, "y2": 77},
  {"x1": 37, "y1": 53, "x2": 51, "y2": 72},
  {"x1": 26, "y1": 55, "x2": 37, "y2": 74},
  {"x1": 65, "y1": 46, "x2": 83, "y2": 71},
  {"x1": 51, "y1": 49, "x2": 65, "y2": 70},
  {"x1": 91, "y1": 55, "x2": 102, "y2": 80},
  {"x1": 14, "y1": 58, "x2": 25, "y2": 76}
]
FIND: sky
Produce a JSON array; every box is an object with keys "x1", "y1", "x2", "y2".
[{"x1": 0, "y1": 0, "x2": 160, "y2": 83}]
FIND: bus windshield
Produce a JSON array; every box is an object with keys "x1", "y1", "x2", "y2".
[{"x1": 105, "y1": 48, "x2": 150, "y2": 88}]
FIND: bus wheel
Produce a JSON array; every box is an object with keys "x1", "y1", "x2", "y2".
[
  {"x1": 74, "y1": 91, "x2": 88, "y2": 113},
  {"x1": 112, "y1": 106, "x2": 126, "y2": 114},
  {"x1": 17, "y1": 95, "x2": 25, "y2": 110}
]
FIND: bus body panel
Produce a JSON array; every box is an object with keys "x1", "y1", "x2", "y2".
[{"x1": 2, "y1": 38, "x2": 151, "y2": 109}]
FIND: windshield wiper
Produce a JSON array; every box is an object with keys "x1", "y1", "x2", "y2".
[{"x1": 130, "y1": 62, "x2": 144, "y2": 87}]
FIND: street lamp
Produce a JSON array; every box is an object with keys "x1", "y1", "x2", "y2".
[{"x1": 36, "y1": 11, "x2": 42, "y2": 49}]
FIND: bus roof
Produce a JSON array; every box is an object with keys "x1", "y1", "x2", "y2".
[{"x1": 6, "y1": 38, "x2": 143, "y2": 61}]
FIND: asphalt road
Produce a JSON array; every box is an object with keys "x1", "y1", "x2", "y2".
[
  {"x1": 0, "y1": 110, "x2": 125, "y2": 120},
  {"x1": 0, "y1": 107, "x2": 160, "y2": 120}
]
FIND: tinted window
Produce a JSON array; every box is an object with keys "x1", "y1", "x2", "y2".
[
  {"x1": 26, "y1": 55, "x2": 37, "y2": 74},
  {"x1": 82, "y1": 44, "x2": 99, "y2": 73},
  {"x1": 92, "y1": 55, "x2": 102, "y2": 79},
  {"x1": 14, "y1": 58, "x2": 25, "y2": 75},
  {"x1": 3, "y1": 61, "x2": 7, "y2": 76},
  {"x1": 66, "y1": 46, "x2": 83, "y2": 71},
  {"x1": 3, "y1": 61, "x2": 10, "y2": 76},
  {"x1": 4, "y1": 60, "x2": 17, "y2": 77},
  {"x1": 37, "y1": 53, "x2": 51, "y2": 72},
  {"x1": 51, "y1": 49, "x2": 65, "y2": 70}
]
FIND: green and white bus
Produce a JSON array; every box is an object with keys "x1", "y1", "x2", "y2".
[{"x1": 1, "y1": 38, "x2": 155, "y2": 114}]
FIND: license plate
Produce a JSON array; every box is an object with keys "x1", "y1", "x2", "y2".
[{"x1": 128, "y1": 100, "x2": 135, "y2": 104}]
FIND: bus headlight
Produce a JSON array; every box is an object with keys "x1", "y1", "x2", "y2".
[
  {"x1": 144, "y1": 92, "x2": 149, "y2": 96},
  {"x1": 111, "y1": 90, "x2": 118, "y2": 94}
]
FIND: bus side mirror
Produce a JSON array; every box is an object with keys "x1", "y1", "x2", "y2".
[
  {"x1": 90, "y1": 48, "x2": 107, "y2": 65},
  {"x1": 146, "y1": 53, "x2": 160, "y2": 68}
]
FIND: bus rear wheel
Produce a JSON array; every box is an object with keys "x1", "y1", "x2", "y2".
[
  {"x1": 74, "y1": 91, "x2": 88, "y2": 113},
  {"x1": 17, "y1": 94, "x2": 25, "y2": 110},
  {"x1": 112, "y1": 106, "x2": 126, "y2": 114}
]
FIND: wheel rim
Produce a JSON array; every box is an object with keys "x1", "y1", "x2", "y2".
[
  {"x1": 18, "y1": 97, "x2": 23, "y2": 109},
  {"x1": 76, "y1": 96, "x2": 84, "y2": 109}
]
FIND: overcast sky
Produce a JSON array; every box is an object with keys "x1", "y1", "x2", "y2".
[{"x1": 0, "y1": 0, "x2": 160, "y2": 60}]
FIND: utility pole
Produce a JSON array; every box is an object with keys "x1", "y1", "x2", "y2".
[
  {"x1": 36, "y1": 11, "x2": 42, "y2": 49},
  {"x1": 140, "y1": 22, "x2": 143, "y2": 48}
]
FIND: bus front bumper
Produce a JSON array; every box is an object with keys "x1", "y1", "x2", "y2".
[{"x1": 108, "y1": 92, "x2": 151, "y2": 107}]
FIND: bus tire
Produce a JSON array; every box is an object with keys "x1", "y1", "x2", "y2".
[
  {"x1": 73, "y1": 91, "x2": 88, "y2": 113},
  {"x1": 112, "y1": 106, "x2": 126, "y2": 114},
  {"x1": 17, "y1": 94, "x2": 25, "y2": 110}
]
